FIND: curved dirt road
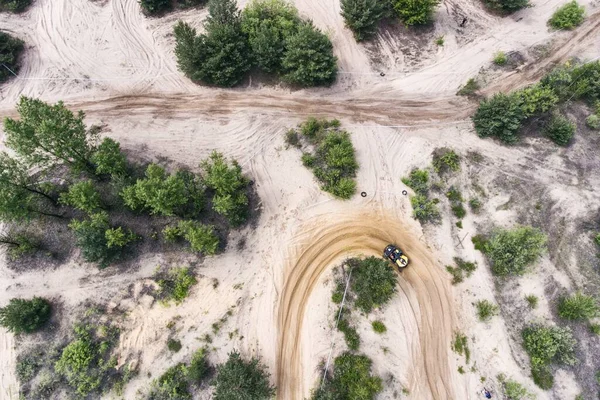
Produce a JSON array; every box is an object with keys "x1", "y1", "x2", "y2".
[{"x1": 276, "y1": 211, "x2": 458, "y2": 400}]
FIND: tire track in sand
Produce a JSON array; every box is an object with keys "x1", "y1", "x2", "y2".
[{"x1": 276, "y1": 211, "x2": 458, "y2": 400}]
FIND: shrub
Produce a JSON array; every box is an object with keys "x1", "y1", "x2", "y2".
[
  {"x1": 393, "y1": 0, "x2": 440, "y2": 26},
  {"x1": 340, "y1": 0, "x2": 388, "y2": 41},
  {"x1": 548, "y1": 1, "x2": 585, "y2": 30},
  {"x1": 285, "y1": 129, "x2": 301, "y2": 147},
  {"x1": 457, "y1": 78, "x2": 480, "y2": 96},
  {"x1": 446, "y1": 186, "x2": 463, "y2": 202},
  {"x1": 435, "y1": 36, "x2": 444, "y2": 46},
  {"x1": 314, "y1": 352, "x2": 382, "y2": 400},
  {"x1": 544, "y1": 113, "x2": 575, "y2": 146},
  {"x1": 176, "y1": 221, "x2": 220, "y2": 254},
  {"x1": 483, "y1": 0, "x2": 529, "y2": 13},
  {"x1": 475, "y1": 300, "x2": 499, "y2": 322},
  {"x1": 526, "y1": 295, "x2": 539, "y2": 309},
  {"x1": 402, "y1": 168, "x2": 429, "y2": 195},
  {"x1": 167, "y1": 339, "x2": 182, "y2": 352},
  {"x1": 338, "y1": 315, "x2": 360, "y2": 350},
  {"x1": 188, "y1": 348, "x2": 209, "y2": 384},
  {"x1": 469, "y1": 198, "x2": 482, "y2": 213},
  {"x1": 432, "y1": 148, "x2": 460, "y2": 175},
  {"x1": 586, "y1": 114, "x2": 600, "y2": 129},
  {"x1": 451, "y1": 203, "x2": 466, "y2": 219},
  {"x1": 473, "y1": 93, "x2": 525, "y2": 144},
  {"x1": 516, "y1": 83, "x2": 559, "y2": 117},
  {"x1": 281, "y1": 22, "x2": 338, "y2": 86},
  {"x1": 69, "y1": 212, "x2": 125, "y2": 267},
  {"x1": 201, "y1": 151, "x2": 249, "y2": 226},
  {"x1": 241, "y1": 0, "x2": 300, "y2": 72},
  {"x1": 157, "y1": 266, "x2": 198, "y2": 304},
  {"x1": 0, "y1": 32, "x2": 25, "y2": 82},
  {"x1": 163, "y1": 226, "x2": 181, "y2": 242},
  {"x1": 59, "y1": 180, "x2": 103, "y2": 214},
  {"x1": 493, "y1": 51, "x2": 507, "y2": 66},
  {"x1": 410, "y1": 194, "x2": 440, "y2": 223},
  {"x1": 213, "y1": 351, "x2": 275, "y2": 400},
  {"x1": 522, "y1": 324, "x2": 577, "y2": 370},
  {"x1": 91, "y1": 138, "x2": 128, "y2": 177},
  {"x1": 372, "y1": 320, "x2": 387, "y2": 334},
  {"x1": 503, "y1": 379, "x2": 534, "y2": 399},
  {"x1": 0, "y1": 297, "x2": 51, "y2": 334},
  {"x1": 558, "y1": 292, "x2": 598, "y2": 320},
  {"x1": 350, "y1": 257, "x2": 397, "y2": 313},
  {"x1": 483, "y1": 226, "x2": 547, "y2": 276},
  {"x1": 149, "y1": 363, "x2": 191, "y2": 400}
]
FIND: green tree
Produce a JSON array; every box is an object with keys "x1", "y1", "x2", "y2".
[
  {"x1": 0, "y1": 297, "x2": 51, "y2": 334},
  {"x1": 281, "y1": 22, "x2": 338, "y2": 87},
  {"x1": 201, "y1": 151, "x2": 249, "y2": 225},
  {"x1": 393, "y1": 0, "x2": 439, "y2": 26},
  {"x1": 544, "y1": 113, "x2": 575, "y2": 146},
  {"x1": 350, "y1": 257, "x2": 397, "y2": 313},
  {"x1": 149, "y1": 363, "x2": 191, "y2": 400},
  {"x1": 69, "y1": 212, "x2": 125, "y2": 267},
  {"x1": 340, "y1": 0, "x2": 388, "y2": 41},
  {"x1": 91, "y1": 138, "x2": 128, "y2": 177},
  {"x1": 241, "y1": 0, "x2": 300, "y2": 72},
  {"x1": 0, "y1": 32, "x2": 24, "y2": 82},
  {"x1": 0, "y1": 0, "x2": 32, "y2": 12},
  {"x1": 482, "y1": 226, "x2": 547, "y2": 276},
  {"x1": 177, "y1": 220, "x2": 220, "y2": 254},
  {"x1": 3, "y1": 97, "x2": 97, "y2": 173},
  {"x1": 173, "y1": 21, "x2": 202, "y2": 78},
  {"x1": 548, "y1": 1, "x2": 585, "y2": 30},
  {"x1": 213, "y1": 351, "x2": 275, "y2": 400},
  {"x1": 121, "y1": 164, "x2": 189, "y2": 216},
  {"x1": 140, "y1": 0, "x2": 171, "y2": 15},
  {"x1": 314, "y1": 352, "x2": 382, "y2": 400},
  {"x1": 558, "y1": 292, "x2": 598, "y2": 320},
  {"x1": 59, "y1": 180, "x2": 103, "y2": 213},
  {"x1": 473, "y1": 93, "x2": 525, "y2": 144}
]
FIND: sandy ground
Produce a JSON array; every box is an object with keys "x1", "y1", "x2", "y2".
[{"x1": 1, "y1": 0, "x2": 600, "y2": 398}]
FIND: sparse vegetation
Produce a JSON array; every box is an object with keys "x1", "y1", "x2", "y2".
[
  {"x1": 372, "y1": 320, "x2": 387, "y2": 334},
  {"x1": 213, "y1": 351, "x2": 275, "y2": 400},
  {"x1": 493, "y1": 51, "x2": 507, "y2": 66},
  {"x1": 526, "y1": 295, "x2": 539, "y2": 309},
  {"x1": 451, "y1": 331, "x2": 470, "y2": 364},
  {"x1": 338, "y1": 312, "x2": 361, "y2": 350},
  {"x1": 558, "y1": 292, "x2": 598, "y2": 320},
  {"x1": 436, "y1": 36, "x2": 444, "y2": 46},
  {"x1": 479, "y1": 226, "x2": 547, "y2": 276},
  {"x1": 0, "y1": 32, "x2": 25, "y2": 82},
  {"x1": 156, "y1": 266, "x2": 198, "y2": 304},
  {"x1": 446, "y1": 257, "x2": 478, "y2": 284},
  {"x1": 291, "y1": 118, "x2": 358, "y2": 199},
  {"x1": 469, "y1": 197, "x2": 482, "y2": 213},
  {"x1": 475, "y1": 299, "x2": 499, "y2": 322},
  {"x1": 0, "y1": 297, "x2": 51, "y2": 334},
  {"x1": 457, "y1": 78, "x2": 480, "y2": 96},
  {"x1": 314, "y1": 352, "x2": 382, "y2": 400},
  {"x1": 548, "y1": 1, "x2": 585, "y2": 30},
  {"x1": 501, "y1": 377, "x2": 535, "y2": 400},
  {"x1": 167, "y1": 339, "x2": 182, "y2": 352}
]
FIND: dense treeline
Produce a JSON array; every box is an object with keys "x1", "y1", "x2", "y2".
[
  {"x1": 473, "y1": 60, "x2": 600, "y2": 145},
  {"x1": 0, "y1": 31, "x2": 24, "y2": 83},
  {"x1": 0, "y1": 96, "x2": 255, "y2": 268},
  {"x1": 174, "y1": 0, "x2": 337, "y2": 87}
]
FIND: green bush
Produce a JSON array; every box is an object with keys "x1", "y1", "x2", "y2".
[
  {"x1": 522, "y1": 324, "x2": 577, "y2": 376},
  {"x1": 483, "y1": 0, "x2": 529, "y2": 13},
  {"x1": 473, "y1": 93, "x2": 525, "y2": 144},
  {"x1": 201, "y1": 151, "x2": 249, "y2": 226},
  {"x1": 105, "y1": 227, "x2": 138, "y2": 249},
  {"x1": 503, "y1": 379, "x2": 534, "y2": 399},
  {"x1": 241, "y1": 0, "x2": 300, "y2": 72},
  {"x1": 475, "y1": 300, "x2": 499, "y2": 322},
  {"x1": 393, "y1": 0, "x2": 440, "y2": 26},
  {"x1": 350, "y1": 257, "x2": 397, "y2": 313},
  {"x1": 282, "y1": 21, "x2": 338, "y2": 86},
  {"x1": 544, "y1": 113, "x2": 575, "y2": 146},
  {"x1": 0, "y1": 32, "x2": 25, "y2": 82},
  {"x1": 140, "y1": 0, "x2": 171, "y2": 14},
  {"x1": 60, "y1": 180, "x2": 103, "y2": 214},
  {"x1": 314, "y1": 352, "x2": 382, "y2": 400},
  {"x1": 469, "y1": 198, "x2": 482, "y2": 213},
  {"x1": 516, "y1": 83, "x2": 559, "y2": 117},
  {"x1": 446, "y1": 186, "x2": 463, "y2": 202},
  {"x1": 176, "y1": 221, "x2": 220, "y2": 254},
  {"x1": 167, "y1": 339, "x2": 182, "y2": 352},
  {"x1": 0, "y1": 297, "x2": 51, "y2": 334},
  {"x1": 457, "y1": 78, "x2": 480, "y2": 96},
  {"x1": 483, "y1": 226, "x2": 547, "y2": 276},
  {"x1": 91, "y1": 138, "x2": 128, "y2": 178},
  {"x1": 531, "y1": 366, "x2": 553, "y2": 390},
  {"x1": 410, "y1": 194, "x2": 441, "y2": 223},
  {"x1": 188, "y1": 348, "x2": 209, "y2": 384},
  {"x1": 338, "y1": 315, "x2": 360, "y2": 350},
  {"x1": 586, "y1": 114, "x2": 600, "y2": 129},
  {"x1": 340, "y1": 0, "x2": 389, "y2": 41},
  {"x1": 589, "y1": 323, "x2": 600, "y2": 335},
  {"x1": 432, "y1": 148, "x2": 460, "y2": 175},
  {"x1": 526, "y1": 295, "x2": 539, "y2": 309},
  {"x1": 149, "y1": 363, "x2": 191, "y2": 400},
  {"x1": 402, "y1": 168, "x2": 429, "y2": 195},
  {"x1": 213, "y1": 351, "x2": 275, "y2": 400},
  {"x1": 558, "y1": 292, "x2": 598, "y2": 320},
  {"x1": 548, "y1": 1, "x2": 585, "y2": 30},
  {"x1": 371, "y1": 320, "x2": 387, "y2": 334},
  {"x1": 595, "y1": 233, "x2": 600, "y2": 247},
  {"x1": 157, "y1": 266, "x2": 198, "y2": 304},
  {"x1": 451, "y1": 203, "x2": 466, "y2": 219},
  {"x1": 493, "y1": 51, "x2": 507, "y2": 66},
  {"x1": 163, "y1": 226, "x2": 181, "y2": 242},
  {"x1": 69, "y1": 212, "x2": 126, "y2": 267},
  {"x1": 285, "y1": 129, "x2": 301, "y2": 147}
]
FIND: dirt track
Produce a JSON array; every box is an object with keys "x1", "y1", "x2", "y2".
[{"x1": 277, "y1": 211, "x2": 458, "y2": 399}]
